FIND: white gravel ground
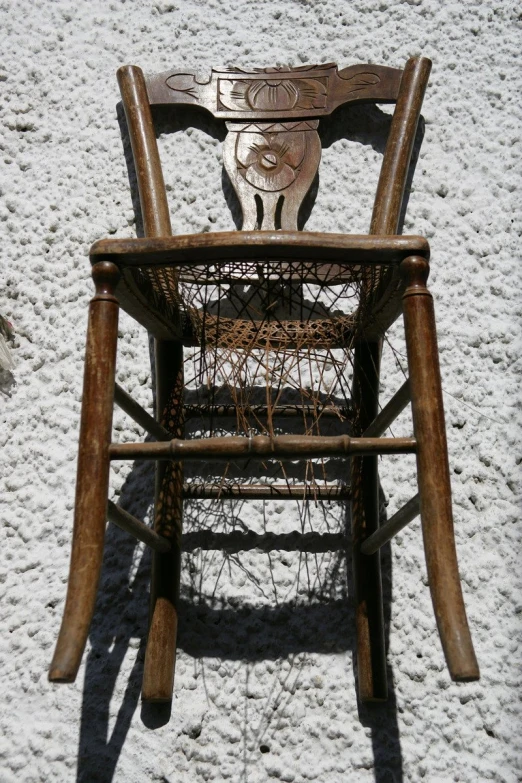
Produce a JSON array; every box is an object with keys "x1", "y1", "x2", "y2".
[{"x1": 1, "y1": 1, "x2": 521, "y2": 781}]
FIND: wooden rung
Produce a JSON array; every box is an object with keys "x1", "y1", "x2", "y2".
[
  {"x1": 182, "y1": 529, "x2": 350, "y2": 554},
  {"x1": 362, "y1": 379, "x2": 411, "y2": 438},
  {"x1": 114, "y1": 383, "x2": 171, "y2": 441},
  {"x1": 109, "y1": 434, "x2": 417, "y2": 462},
  {"x1": 107, "y1": 500, "x2": 171, "y2": 553},
  {"x1": 182, "y1": 483, "x2": 351, "y2": 500},
  {"x1": 360, "y1": 493, "x2": 420, "y2": 555},
  {"x1": 183, "y1": 403, "x2": 353, "y2": 420}
]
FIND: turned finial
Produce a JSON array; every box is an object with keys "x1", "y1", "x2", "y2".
[
  {"x1": 400, "y1": 255, "x2": 430, "y2": 292},
  {"x1": 91, "y1": 261, "x2": 120, "y2": 300}
]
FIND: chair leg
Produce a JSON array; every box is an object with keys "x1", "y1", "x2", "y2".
[
  {"x1": 49, "y1": 262, "x2": 120, "y2": 682},
  {"x1": 351, "y1": 340, "x2": 388, "y2": 702},
  {"x1": 401, "y1": 256, "x2": 479, "y2": 681},
  {"x1": 142, "y1": 340, "x2": 184, "y2": 702}
]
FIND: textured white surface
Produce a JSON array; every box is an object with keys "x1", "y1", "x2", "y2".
[{"x1": 1, "y1": 1, "x2": 521, "y2": 781}]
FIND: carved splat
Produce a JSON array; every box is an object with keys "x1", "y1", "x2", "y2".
[
  {"x1": 223, "y1": 121, "x2": 320, "y2": 230},
  {"x1": 144, "y1": 62, "x2": 403, "y2": 230}
]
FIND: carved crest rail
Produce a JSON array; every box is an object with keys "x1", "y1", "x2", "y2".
[{"x1": 146, "y1": 64, "x2": 402, "y2": 230}]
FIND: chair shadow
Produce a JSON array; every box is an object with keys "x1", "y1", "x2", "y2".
[
  {"x1": 74, "y1": 97, "x2": 426, "y2": 782},
  {"x1": 350, "y1": 537, "x2": 404, "y2": 783},
  {"x1": 318, "y1": 101, "x2": 424, "y2": 235},
  {"x1": 77, "y1": 455, "x2": 402, "y2": 783},
  {"x1": 76, "y1": 458, "x2": 153, "y2": 783}
]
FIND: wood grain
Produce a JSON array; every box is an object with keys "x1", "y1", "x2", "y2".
[
  {"x1": 401, "y1": 256, "x2": 479, "y2": 681},
  {"x1": 91, "y1": 231, "x2": 429, "y2": 267},
  {"x1": 109, "y1": 434, "x2": 417, "y2": 461},
  {"x1": 49, "y1": 262, "x2": 120, "y2": 683}
]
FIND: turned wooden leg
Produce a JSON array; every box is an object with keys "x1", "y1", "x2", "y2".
[
  {"x1": 49, "y1": 262, "x2": 120, "y2": 682},
  {"x1": 401, "y1": 256, "x2": 479, "y2": 681},
  {"x1": 142, "y1": 340, "x2": 184, "y2": 702},
  {"x1": 351, "y1": 340, "x2": 388, "y2": 702}
]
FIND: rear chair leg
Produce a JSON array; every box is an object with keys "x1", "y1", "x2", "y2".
[
  {"x1": 142, "y1": 340, "x2": 184, "y2": 702},
  {"x1": 401, "y1": 256, "x2": 479, "y2": 681},
  {"x1": 49, "y1": 262, "x2": 120, "y2": 682},
  {"x1": 351, "y1": 341, "x2": 388, "y2": 702}
]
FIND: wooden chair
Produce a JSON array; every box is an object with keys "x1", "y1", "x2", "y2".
[{"x1": 49, "y1": 57, "x2": 479, "y2": 703}]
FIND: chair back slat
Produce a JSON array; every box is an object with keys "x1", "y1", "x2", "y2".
[{"x1": 117, "y1": 65, "x2": 172, "y2": 238}]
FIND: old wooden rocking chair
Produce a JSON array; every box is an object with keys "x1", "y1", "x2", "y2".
[{"x1": 49, "y1": 56, "x2": 479, "y2": 702}]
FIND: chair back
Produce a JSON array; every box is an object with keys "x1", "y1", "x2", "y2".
[{"x1": 118, "y1": 58, "x2": 431, "y2": 238}]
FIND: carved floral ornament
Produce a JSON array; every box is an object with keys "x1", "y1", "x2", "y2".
[
  {"x1": 159, "y1": 65, "x2": 388, "y2": 120},
  {"x1": 235, "y1": 131, "x2": 307, "y2": 192},
  {"x1": 219, "y1": 77, "x2": 328, "y2": 113}
]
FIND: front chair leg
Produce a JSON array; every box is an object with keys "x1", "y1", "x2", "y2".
[
  {"x1": 49, "y1": 262, "x2": 120, "y2": 682},
  {"x1": 401, "y1": 256, "x2": 479, "y2": 681},
  {"x1": 142, "y1": 340, "x2": 184, "y2": 702}
]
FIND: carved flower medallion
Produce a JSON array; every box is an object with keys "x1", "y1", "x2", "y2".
[
  {"x1": 220, "y1": 77, "x2": 327, "y2": 112},
  {"x1": 235, "y1": 131, "x2": 306, "y2": 192}
]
